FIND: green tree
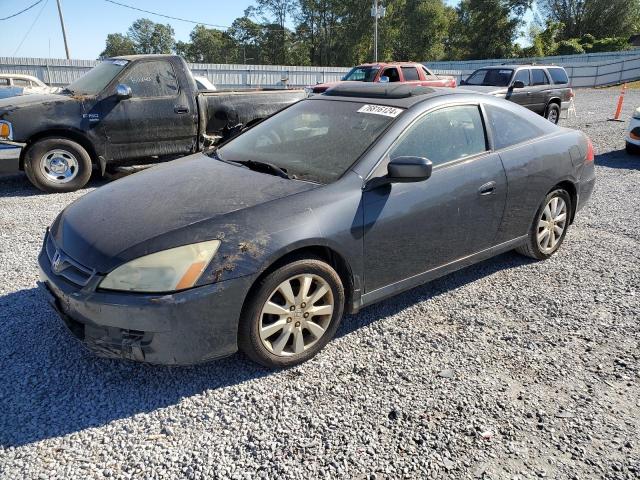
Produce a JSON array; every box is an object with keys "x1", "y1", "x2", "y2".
[
  {"x1": 127, "y1": 18, "x2": 175, "y2": 54},
  {"x1": 99, "y1": 33, "x2": 136, "y2": 58},
  {"x1": 539, "y1": 0, "x2": 640, "y2": 40},
  {"x1": 176, "y1": 25, "x2": 236, "y2": 63},
  {"x1": 449, "y1": 0, "x2": 529, "y2": 60}
]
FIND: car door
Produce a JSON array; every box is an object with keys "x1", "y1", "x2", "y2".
[
  {"x1": 380, "y1": 67, "x2": 401, "y2": 83},
  {"x1": 530, "y1": 69, "x2": 551, "y2": 114},
  {"x1": 362, "y1": 104, "x2": 507, "y2": 292},
  {"x1": 101, "y1": 59, "x2": 197, "y2": 161},
  {"x1": 507, "y1": 69, "x2": 533, "y2": 109},
  {"x1": 400, "y1": 66, "x2": 422, "y2": 86}
]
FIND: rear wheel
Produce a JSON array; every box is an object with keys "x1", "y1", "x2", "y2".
[
  {"x1": 545, "y1": 103, "x2": 560, "y2": 124},
  {"x1": 23, "y1": 138, "x2": 92, "y2": 193},
  {"x1": 516, "y1": 188, "x2": 572, "y2": 260},
  {"x1": 238, "y1": 257, "x2": 345, "y2": 368}
]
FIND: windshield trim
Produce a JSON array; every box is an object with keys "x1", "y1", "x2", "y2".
[{"x1": 467, "y1": 68, "x2": 514, "y2": 87}]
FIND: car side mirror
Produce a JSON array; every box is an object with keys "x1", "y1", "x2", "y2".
[
  {"x1": 365, "y1": 156, "x2": 433, "y2": 191},
  {"x1": 379, "y1": 76, "x2": 390, "y2": 83},
  {"x1": 388, "y1": 156, "x2": 433, "y2": 182},
  {"x1": 460, "y1": 79, "x2": 467, "y2": 86},
  {"x1": 115, "y1": 84, "x2": 132, "y2": 100},
  {"x1": 512, "y1": 80, "x2": 525, "y2": 89}
]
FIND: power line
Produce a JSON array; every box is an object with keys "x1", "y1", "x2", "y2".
[
  {"x1": 103, "y1": 0, "x2": 292, "y2": 33},
  {"x1": 1, "y1": 0, "x2": 44, "y2": 21},
  {"x1": 103, "y1": 0, "x2": 235, "y2": 29},
  {"x1": 13, "y1": 0, "x2": 50, "y2": 55}
]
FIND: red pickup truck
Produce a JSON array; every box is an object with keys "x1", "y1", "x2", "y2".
[{"x1": 308, "y1": 62, "x2": 456, "y2": 94}]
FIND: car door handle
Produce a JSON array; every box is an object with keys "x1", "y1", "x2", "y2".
[
  {"x1": 174, "y1": 106, "x2": 189, "y2": 114},
  {"x1": 478, "y1": 181, "x2": 496, "y2": 196}
]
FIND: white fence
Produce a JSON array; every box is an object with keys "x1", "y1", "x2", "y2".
[{"x1": 1, "y1": 50, "x2": 640, "y2": 89}]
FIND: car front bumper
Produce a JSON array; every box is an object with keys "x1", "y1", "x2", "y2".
[
  {"x1": 38, "y1": 241, "x2": 256, "y2": 365},
  {"x1": 0, "y1": 142, "x2": 23, "y2": 174}
]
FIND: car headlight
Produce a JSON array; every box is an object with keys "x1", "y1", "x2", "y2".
[
  {"x1": 99, "y1": 240, "x2": 221, "y2": 293},
  {"x1": 0, "y1": 120, "x2": 13, "y2": 141}
]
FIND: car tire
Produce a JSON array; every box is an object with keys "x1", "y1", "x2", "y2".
[
  {"x1": 516, "y1": 188, "x2": 572, "y2": 260},
  {"x1": 23, "y1": 137, "x2": 92, "y2": 193},
  {"x1": 545, "y1": 103, "x2": 560, "y2": 124},
  {"x1": 625, "y1": 141, "x2": 640, "y2": 155},
  {"x1": 238, "y1": 256, "x2": 345, "y2": 368}
]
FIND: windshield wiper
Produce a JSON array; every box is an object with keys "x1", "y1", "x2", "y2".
[{"x1": 233, "y1": 160, "x2": 292, "y2": 179}]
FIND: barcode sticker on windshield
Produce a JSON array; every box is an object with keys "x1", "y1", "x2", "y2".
[{"x1": 357, "y1": 105, "x2": 403, "y2": 117}]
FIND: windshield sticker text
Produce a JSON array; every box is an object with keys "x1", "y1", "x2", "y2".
[{"x1": 357, "y1": 105, "x2": 403, "y2": 118}]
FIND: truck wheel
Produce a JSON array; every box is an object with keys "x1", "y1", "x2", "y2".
[
  {"x1": 24, "y1": 138, "x2": 92, "y2": 193},
  {"x1": 545, "y1": 103, "x2": 560, "y2": 124}
]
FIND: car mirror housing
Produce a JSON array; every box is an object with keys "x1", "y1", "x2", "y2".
[
  {"x1": 364, "y1": 156, "x2": 433, "y2": 191},
  {"x1": 115, "y1": 84, "x2": 132, "y2": 100},
  {"x1": 388, "y1": 156, "x2": 433, "y2": 182},
  {"x1": 512, "y1": 80, "x2": 525, "y2": 89}
]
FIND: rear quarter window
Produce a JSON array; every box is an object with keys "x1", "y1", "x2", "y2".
[
  {"x1": 401, "y1": 67, "x2": 420, "y2": 81},
  {"x1": 485, "y1": 104, "x2": 549, "y2": 150},
  {"x1": 547, "y1": 68, "x2": 569, "y2": 85}
]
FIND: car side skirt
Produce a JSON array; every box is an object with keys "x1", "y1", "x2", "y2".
[{"x1": 358, "y1": 235, "x2": 528, "y2": 309}]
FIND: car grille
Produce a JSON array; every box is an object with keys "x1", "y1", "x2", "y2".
[{"x1": 45, "y1": 234, "x2": 94, "y2": 287}]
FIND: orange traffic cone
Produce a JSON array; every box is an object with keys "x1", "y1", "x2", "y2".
[{"x1": 609, "y1": 83, "x2": 627, "y2": 122}]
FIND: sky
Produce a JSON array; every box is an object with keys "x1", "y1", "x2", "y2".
[{"x1": 1, "y1": 0, "x2": 533, "y2": 60}]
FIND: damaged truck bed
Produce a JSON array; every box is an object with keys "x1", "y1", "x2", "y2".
[{"x1": 0, "y1": 54, "x2": 306, "y2": 192}]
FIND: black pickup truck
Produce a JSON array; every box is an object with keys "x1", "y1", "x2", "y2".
[
  {"x1": 460, "y1": 64, "x2": 574, "y2": 124},
  {"x1": 0, "y1": 55, "x2": 305, "y2": 192}
]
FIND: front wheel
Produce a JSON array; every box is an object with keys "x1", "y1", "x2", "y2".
[
  {"x1": 238, "y1": 257, "x2": 345, "y2": 368},
  {"x1": 516, "y1": 188, "x2": 572, "y2": 260},
  {"x1": 23, "y1": 138, "x2": 92, "y2": 193},
  {"x1": 545, "y1": 103, "x2": 560, "y2": 124}
]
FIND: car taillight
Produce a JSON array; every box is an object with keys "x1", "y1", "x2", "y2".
[
  {"x1": 585, "y1": 137, "x2": 594, "y2": 163},
  {"x1": 568, "y1": 88, "x2": 574, "y2": 99}
]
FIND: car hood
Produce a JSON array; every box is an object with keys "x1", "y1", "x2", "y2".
[
  {"x1": 51, "y1": 153, "x2": 318, "y2": 272},
  {"x1": 0, "y1": 92, "x2": 75, "y2": 110},
  {"x1": 459, "y1": 85, "x2": 509, "y2": 96}
]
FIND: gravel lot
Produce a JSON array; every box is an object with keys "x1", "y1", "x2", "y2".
[{"x1": 1, "y1": 89, "x2": 639, "y2": 480}]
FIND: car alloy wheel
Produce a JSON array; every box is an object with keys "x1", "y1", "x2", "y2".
[
  {"x1": 259, "y1": 274, "x2": 334, "y2": 356},
  {"x1": 537, "y1": 196, "x2": 567, "y2": 254},
  {"x1": 40, "y1": 149, "x2": 79, "y2": 184}
]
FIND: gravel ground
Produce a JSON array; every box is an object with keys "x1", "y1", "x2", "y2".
[{"x1": 1, "y1": 89, "x2": 639, "y2": 480}]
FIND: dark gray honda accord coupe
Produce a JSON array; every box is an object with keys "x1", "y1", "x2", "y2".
[{"x1": 38, "y1": 83, "x2": 596, "y2": 367}]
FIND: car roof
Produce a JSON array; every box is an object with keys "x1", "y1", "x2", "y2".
[
  {"x1": 312, "y1": 83, "x2": 465, "y2": 108},
  {"x1": 478, "y1": 64, "x2": 565, "y2": 70},
  {"x1": 0, "y1": 73, "x2": 41, "y2": 80},
  {"x1": 356, "y1": 62, "x2": 423, "y2": 68}
]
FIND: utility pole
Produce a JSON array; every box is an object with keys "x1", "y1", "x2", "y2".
[
  {"x1": 371, "y1": 1, "x2": 386, "y2": 62},
  {"x1": 56, "y1": 0, "x2": 70, "y2": 59}
]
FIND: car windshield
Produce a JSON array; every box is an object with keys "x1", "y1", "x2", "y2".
[
  {"x1": 65, "y1": 59, "x2": 129, "y2": 95},
  {"x1": 216, "y1": 99, "x2": 399, "y2": 184},
  {"x1": 342, "y1": 66, "x2": 379, "y2": 82},
  {"x1": 466, "y1": 68, "x2": 514, "y2": 87}
]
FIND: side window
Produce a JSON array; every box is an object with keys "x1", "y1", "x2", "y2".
[
  {"x1": 13, "y1": 78, "x2": 29, "y2": 87},
  {"x1": 531, "y1": 69, "x2": 549, "y2": 86},
  {"x1": 421, "y1": 66, "x2": 438, "y2": 81},
  {"x1": 382, "y1": 67, "x2": 400, "y2": 82},
  {"x1": 401, "y1": 67, "x2": 420, "y2": 81},
  {"x1": 547, "y1": 68, "x2": 569, "y2": 84},
  {"x1": 485, "y1": 104, "x2": 545, "y2": 150},
  {"x1": 513, "y1": 69, "x2": 530, "y2": 86},
  {"x1": 0, "y1": 78, "x2": 9, "y2": 86},
  {"x1": 123, "y1": 61, "x2": 179, "y2": 98},
  {"x1": 390, "y1": 105, "x2": 487, "y2": 166}
]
